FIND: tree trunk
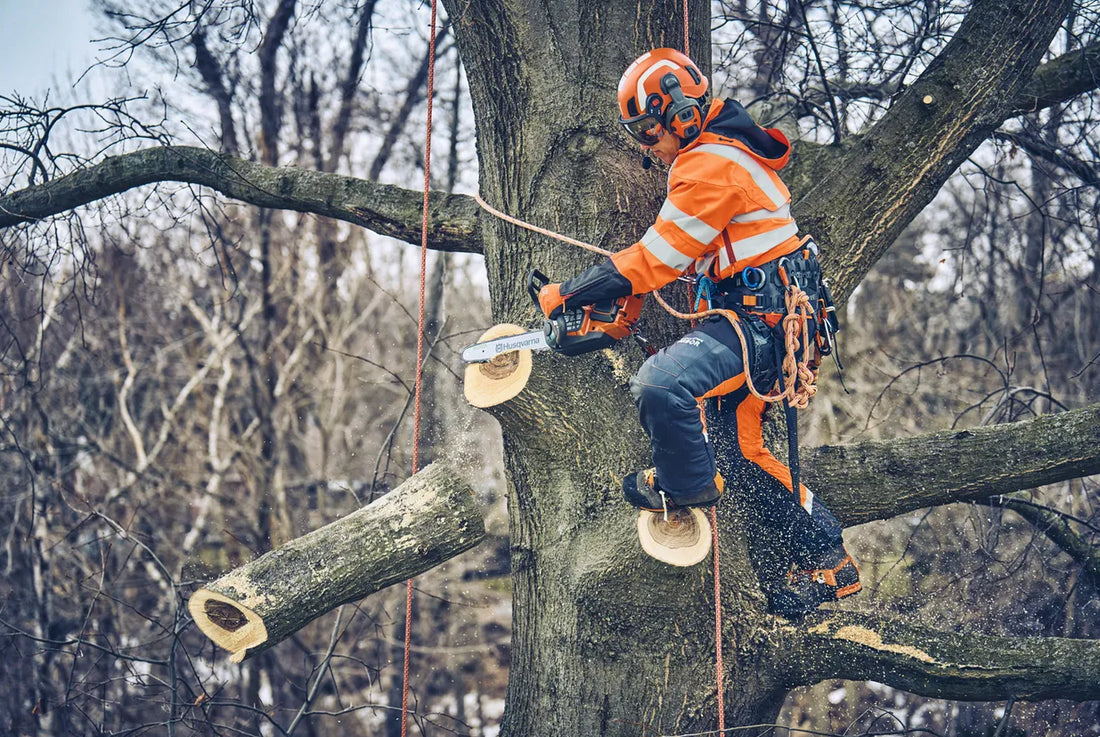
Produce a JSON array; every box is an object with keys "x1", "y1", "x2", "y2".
[
  {"x1": 442, "y1": 0, "x2": 1082, "y2": 734},
  {"x1": 444, "y1": 3, "x2": 802, "y2": 732}
]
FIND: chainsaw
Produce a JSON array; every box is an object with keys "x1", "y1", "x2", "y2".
[{"x1": 461, "y1": 270, "x2": 644, "y2": 362}]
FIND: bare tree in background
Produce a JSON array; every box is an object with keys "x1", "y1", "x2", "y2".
[{"x1": 2, "y1": 2, "x2": 498, "y2": 735}]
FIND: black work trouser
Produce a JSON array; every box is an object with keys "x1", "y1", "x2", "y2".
[{"x1": 628, "y1": 310, "x2": 845, "y2": 573}]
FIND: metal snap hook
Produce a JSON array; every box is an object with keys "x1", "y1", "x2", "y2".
[{"x1": 777, "y1": 257, "x2": 800, "y2": 289}]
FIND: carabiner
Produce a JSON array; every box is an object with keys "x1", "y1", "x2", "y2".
[
  {"x1": 777, "y1": 257, "x2": 800, "y2": 289},
  {"x1": 741, "y1": 266, "x2": 766, "y2": 290},
  {"x1": 693, "y1": 275, "x2": 718, "y2": 310}
]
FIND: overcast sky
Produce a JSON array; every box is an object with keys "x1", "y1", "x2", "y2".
[{"x1": 0, "y1": 0, "x2": 99, "y2": 96}]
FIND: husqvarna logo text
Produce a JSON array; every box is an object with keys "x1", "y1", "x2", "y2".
[{"x1": 495, "y1": 335, "x2": 544, "y2": 353}]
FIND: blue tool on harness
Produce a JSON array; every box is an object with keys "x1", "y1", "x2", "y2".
[{"x1": 694, "y1": 274, "x2": 719, "y2": 311}]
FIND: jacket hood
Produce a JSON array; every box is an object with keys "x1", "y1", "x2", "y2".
[{"x1": 688, "y1": 98, "x2": 790, "y2": 168}]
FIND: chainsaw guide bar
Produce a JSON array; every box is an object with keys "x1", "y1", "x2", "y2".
[{"x1": 461, "y1": 329, "x2": 549, "y2": 363}]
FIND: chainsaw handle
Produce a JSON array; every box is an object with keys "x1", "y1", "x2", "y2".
[{"x1": 527, "y1": 269, "x2": 551, "y2": 308}]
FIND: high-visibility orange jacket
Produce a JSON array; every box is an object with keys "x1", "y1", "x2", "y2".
[{"x1": 559, "y1": 98, "x2": 801, "y2": 306}]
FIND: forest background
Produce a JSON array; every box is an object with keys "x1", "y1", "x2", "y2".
[{"x1": 1, "y1": 1, "x2": 1098, "y2": 735}]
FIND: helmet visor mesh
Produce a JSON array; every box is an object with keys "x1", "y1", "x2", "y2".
[{"x1": 620, "y1": 112, "x2": 662, "y2": 146}]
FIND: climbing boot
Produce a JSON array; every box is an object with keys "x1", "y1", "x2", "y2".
[
  {"x1": 622, "y1": 468, "x2": 724, "y2": 512},
  {"x1": 765, "y1": 552, "x2": 861, "y2": 619}
]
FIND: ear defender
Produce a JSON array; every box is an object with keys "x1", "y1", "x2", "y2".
[{"x1": 659, "y1": 72, "x2": 703, "y2": 142}]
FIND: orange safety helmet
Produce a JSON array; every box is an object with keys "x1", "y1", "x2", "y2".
[{"x1": 617, "y1": 48, "x2": 709, "y2": 145}]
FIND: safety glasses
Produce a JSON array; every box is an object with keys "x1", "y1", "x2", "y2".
[{"x1": 619, "y1": 112, "x2": 662, "y2": 146}]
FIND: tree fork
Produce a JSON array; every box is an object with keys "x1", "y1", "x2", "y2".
[{"x1": 188, "y1": 462, "x2": 485, "y2": 662}]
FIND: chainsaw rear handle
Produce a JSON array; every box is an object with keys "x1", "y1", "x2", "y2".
[
  {"x1": 546, "y1": 295, "x2": 644, "y2": 355},
  {"x1": 527, "y1": 269, "x2": 551, "y2": 309}
]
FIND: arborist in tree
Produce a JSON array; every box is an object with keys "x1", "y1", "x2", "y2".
[{"x1": 537, "y1": 48, "x2": 861, "y2": 617}]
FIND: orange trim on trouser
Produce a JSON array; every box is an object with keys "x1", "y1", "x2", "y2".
[
  {"x1": 734, "y1": 393, "x2": 809, "y2": 507},
  {"x1": 700, "y1": 373, "x2": 747, "y2": 400},
  {"x1": 794, "y1": 555, "x2": 862, "y2": 599}
]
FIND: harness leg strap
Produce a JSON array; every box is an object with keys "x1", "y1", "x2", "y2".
[{"x1": 784, "y1": 398, "x2": 800, "y2": 497}]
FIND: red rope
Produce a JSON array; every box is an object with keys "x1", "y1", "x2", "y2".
[
  {"x1": 403, "y1": 1, "x2": 438, "y2": 735},
  {"x1": 412, "y1": 0, "x2": 437, "y2": 478}
]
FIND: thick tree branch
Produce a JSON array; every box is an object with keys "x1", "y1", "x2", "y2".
[
  {"x1": 188, "y1": 462, "x2": 485, "y2": 663},
  {"x1": 789, "y1": 0, "x2": 1073, "y2": 301},
  {"x1": 787, "y1": 611, "x2": 1100, "y2": 701},
  {"x1": 1012, "y1": 40, "x2": 1100, "y2": 115},
  {"x1": 805, "y1": 404, "x2": 1100, "y2": 527},
  {"x1": 793, "y1": 41, "x2": 1100, "y2": 123},
  {"x1": 0, "y1": 145, "x2": 484, "y2": 253}
]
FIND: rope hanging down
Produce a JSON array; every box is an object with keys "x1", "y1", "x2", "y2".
[{"x1": 403, "y1": 1, "x2": 439, "y2": 735}]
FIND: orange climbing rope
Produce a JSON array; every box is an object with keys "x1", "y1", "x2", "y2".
[
  {"x1": 403, "y1": 1, "x2": 439, "y2": 735},
  {"x1": 680, "y1": 0, "x2": 726, "y2": 728}
]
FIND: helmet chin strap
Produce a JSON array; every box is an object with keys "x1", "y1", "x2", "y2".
[{"x1": 641, "y1": 151, "x2": 670, "y2": 170}]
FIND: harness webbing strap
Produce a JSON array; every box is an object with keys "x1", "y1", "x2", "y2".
[{"x1": 784, "y1": 399, "x2": 801, "y2": 499}]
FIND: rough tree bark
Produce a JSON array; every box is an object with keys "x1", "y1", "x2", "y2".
[
  {"x1": 0, "y1": 145, "x2": 484, "y2": 253},
  {"x1": 809, "y1": 402, "x2": 1100, "y2": 527},
  {"x1": 2, "y1": 0, "x2": 1099, "y2": 734},
  {"x1": 443, "y1": 0, "x2": 1100, "y2": 734}
]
